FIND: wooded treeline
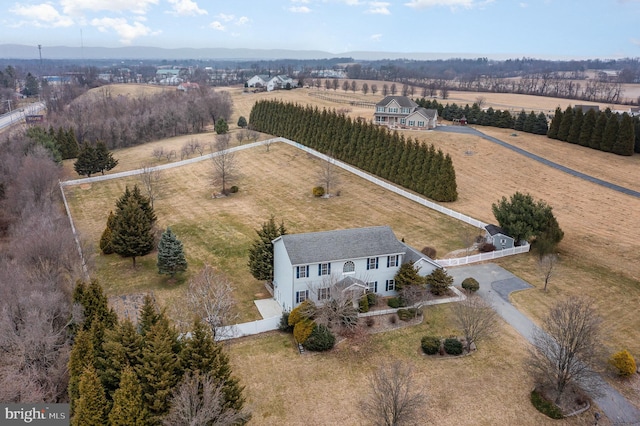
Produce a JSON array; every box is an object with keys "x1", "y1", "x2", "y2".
[
  {"x1": 42, "y1": 87, "x2": 232, "y2": 150},
  {"x1": 249, "y1": 100, "x2": 458, "y2": 202},
  {"x1": 547, "y1": 106, "x2": 639, "y2": 155},
  {"x1": 0, "y1": 132, "x2": 83, "y2": 402}
]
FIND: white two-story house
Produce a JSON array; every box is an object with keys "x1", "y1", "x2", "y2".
[
  {"x1": 272, "y1": 226, "x2": 442, "y2": 311},
  {"x1": 374, "y1": 96, "x2": 438, "y2": 130}
]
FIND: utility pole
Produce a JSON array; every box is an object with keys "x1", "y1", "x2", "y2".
[{"x1": 38, "y1": 44, "x2": 42, "y2": 71}]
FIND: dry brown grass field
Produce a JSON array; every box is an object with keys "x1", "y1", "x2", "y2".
[{"x1": 64, "y1": 83, "x2": 640, "y2": 422}]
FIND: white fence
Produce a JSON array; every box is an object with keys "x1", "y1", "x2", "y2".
[
  {"x1": 216, "y1": 316, "x2": 281, "y2": 341},
  {"x1": 437, "y1": 244, "x2": 531, "y2": 267}
]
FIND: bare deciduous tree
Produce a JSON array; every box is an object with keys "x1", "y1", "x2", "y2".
[
  {"x1": 538, "y1": 254, "x2": 558, "y2": 292},
  {"x1": 452, "y1": 295, "x2": 498, "y2": 352},
  {"x1": 152, "y1": 147, "x2": 165, "y2": 161},
  {"x1": 316, "y1": 157, "x2": 340, "y2": 197},
  {"x1": 399, "y1": 284, "x2": 430, "y2": 312},
  {"x1": 210, "y1": 134, "x2": 238, "y2": 196},
  {"x1": 371, "y1": 84, "x2": 378, "y2": 95},
  {"x1": 138, "y1": 163, "x2": 162, "y2": 209},
  {"x1": 362, "y1": 83, "x2": 369, "y2": 95},
  {"x1": 246, "y1": 129, "x2": 259, "y2": 142},
  {"x1": 235, "y1": 130, "x2": 246, "y2": 144},
  {"x1": 307, "y1": 275, "x2": 364, "y2": 334},
  {"x1": 361, "y1": 362, "x2": 427, "y2": 426},
  {"x1": 528, "y1": 297, "x2": 603, "y2": 404},
  {"x1": 163, "y1": 372, "x2": 249, "y2": 426},
  {"x1": 187, "y1": 265, "x2": 239, "y2": 340},
  {"x1": 475, "y1": 95, "x2": 487, "y2": 108}
]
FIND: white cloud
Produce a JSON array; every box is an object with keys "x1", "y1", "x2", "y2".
[
  {"x1": 404, "y1": 0, "x2": 492, "y2": 9},
  {"x1": 236, "y1": 16, "x2": 250, "y2": 25},
  {"x1": 209, "y1": 21, "x2": 225, "y2": 31},
  {"x1": 367, "y1": 1, "x2": 391, "y2": 14},
  {"x1": 217, "y1": 13, "x2": 235, "y2": 22},
  {"x1": 10, "y1": 3, "x2": 74, "y2": 27},
  {"x1": 370, "y1": 33, "x2": 382, "y2": 41},
  {"x1": 61, "y1": 0, "x2": 159, "y2": 15},
  {"x1": 90, "y1": 17, "x2": 154, "y2": 44},
  {"x1": 289, "y1": 6, "x2": 312, "y2": 12},
  {"x1": 167, "y1": 0, "x2": 207, "y2": 16}
]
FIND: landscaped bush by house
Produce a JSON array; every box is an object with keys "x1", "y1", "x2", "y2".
[
  {"x1": 427, "y1": 268, "x2": 454, "y2": 296},
  {"x1": 461, "y1": 277, "x2": 480, "y2": 292},
  {"x1": 366, "y1": 292, "x2": 377, "y2": 307},
  {"x1": 609, "y1": 350, "x2": 637, "y2": 377},
  {"x1": 302, "y1": 324, "x2": 335, "y2": 351},
  {"x1": 229, "y1": 185, "x2": 239, "y2": 193},
  {"x1": 279, "y1": 311, "x2": 293, "y2": 332},
  {"x1": 478, "y1": 242, "x2": 496, "y2": 252},
  {"x1": 293, "y1": 318, "x2": 315, "y2": 344},
  {"x1": 421, "y1": 336, "x2": 441, "y2": 355},
  {"x1": 421, "y1": 246, "x2": 437, "y2": 258},
  {"x1": 366, "y1": 317, "x2": 376, "y2": 327},
  {"x1": 312, "y1": 186, "x2": 325, "y2": 197},
  {"x1": 359, "y1": 295, "x2": 369, "y2": 313},
  {"x1": 443, "y1": 338, "x2": 463, "y2": 355},
  {"x1": 397, "y1": 308, "x2": 416, "y2": 322},
  {"x1": 387, "y1": 297, "x2": 401, "y2": 309},
  {"x1": 530, "y1": 389, "x2": 564, "y2": 419},
  {"x1": 288, "y1": 300, "x2": 314, "y2": 326}
]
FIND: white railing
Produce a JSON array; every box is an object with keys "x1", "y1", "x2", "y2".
[
  {"x1": 437, "y1": 243, "x2": 531, "y2": 267},
  {"x1": 216, "y1": 316, "x2": 281, "y2": 341}
]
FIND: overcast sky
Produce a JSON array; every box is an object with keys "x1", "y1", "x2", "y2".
[{"x1": 3, "y1": 0, "x2": 640, "y2": 58}]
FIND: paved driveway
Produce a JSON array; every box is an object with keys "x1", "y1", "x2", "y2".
[{"x1": 448, "y1": 263, "x2": 640, "y2": 424}]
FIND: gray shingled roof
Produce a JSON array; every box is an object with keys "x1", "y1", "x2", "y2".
[
  {"x1": 376, "y1": 96, "x2": 418, "y2": 109},
  {"x1": 276, "y1": 226, "x2": 407, "y2": 266},
  {"x1": 485, "y1": 224, "x2": 509, "y2": 237}
]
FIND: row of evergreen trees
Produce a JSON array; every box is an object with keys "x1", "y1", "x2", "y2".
[
  {"x1": 416, "y1": 98, "x2": 549, "y2": 135},
  {"x1": 249, "y1": 100, "x2": 458, "y2": 202},
  {"x1": 547, "y1": 106, "x2": 639, "y2": 156},
  {"x1": 74, "y1": 141, "x2": 119, "y2": 177},
  {"x1": 69, "y1": 281, "x2": 247, "y2": 425},
  {"x1": 25, "y1": 125, "x2": 79, "y2": 163}
]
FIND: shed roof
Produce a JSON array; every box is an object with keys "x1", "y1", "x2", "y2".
[
  {"x1": 485, "y1": 224, "x2": 511, "y2": 237},
  {"x1": 275, "y1": 226, "x2": 407, "y2": 266}
]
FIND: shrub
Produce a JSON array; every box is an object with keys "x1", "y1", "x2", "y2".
[
  {"x1": 421, "y1": 336, "x2": 441, "y2": 355},
  {"x1": 278, "y1": 311, "x2": 293, "y2": 332},
  {"x1": 303, "y1": 324, "x2": 335, "y2": 351},
  {"x1": 229, "y1": 185, "x2": 239, "y2": 193},
  {"x1": 389, "y1": 315, "x2": 397, "y2": 325},
  {"x1": 293, "y1": 318, "x2": 315, "y2": 344},
  {"x1": 312, "y1": 186, "x2": 325, "y2": 197},
  {"x1": 397, "y1": 308, "x2": 417, "y2": 322},
  {"x1": 478, "y1": 242, "x2": 496, "y2": 252},
  {"x1": 366, "y1": 317, "x2": 376, "y2": 327},
  {"x1": 530, "y1": 389, "x2": 564, "y2": 419},
  {"x1": 359, "y1": 295, "x2": 369, "y2": 313},
  {"x1": 387, "y1": 297, "x2": 401, "y2": 309},
  {"x1": 427, "y1": 268, "x2": 453, "y2": 296},
  {"x1": 443, "y1": 338, "x2": 463, "y2": 355},
  {"x1": 461, "y1": 277, "x2": 480, "y2": 292},
  {"x1": 288, "y1": 300, "x2": 314, "y2": 326},
  {"x1": 609, "y1": 350, "x2": 637, "y2": 377},
  {"x1": 421, "y1": 246, "x2": 437, "y2": 258},
  {"x1": 366, "y1": 292, "x2": 377, "y2": 307}
]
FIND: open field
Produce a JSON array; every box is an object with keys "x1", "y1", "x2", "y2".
[{"x1": 64, "y1": 84, "x2": 640, "y2": 419}]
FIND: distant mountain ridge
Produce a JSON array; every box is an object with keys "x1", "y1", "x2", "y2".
[{"x1": 0, "y1": 44, "x2": 518, "y2": 61}]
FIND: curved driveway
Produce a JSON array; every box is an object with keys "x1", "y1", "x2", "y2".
[
  {"x1": 435, "y1": 126, "x2": 640, "y2": 199},
  {"x1": 448, "y1": 264, "x2": 640, "y2": 424}
]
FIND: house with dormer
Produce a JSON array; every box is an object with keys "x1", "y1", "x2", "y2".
[
  {"x1": 247, "y1": 75, "x2": 294, "y2": 92},
  {"x1": 374, "y1": 96, "x2": 438, "y2": 130},
  {"x1": 271, "y1": 226, "x2": 442, "y2": 311}
]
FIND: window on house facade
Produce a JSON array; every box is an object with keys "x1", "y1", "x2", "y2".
[
  {"x1": 389, "y1": 107, "x2": 398, "y2": 113},
  {"x1": 387, "y1": 255, "x2": 399, "y2": 268},
  {"x1": 386, "y1": 279, "x2": 395, "y2": 291},
  {"x1": 376, "y1": 106, "x2": 385, "y2": 112},
  {"x1": 400, "y1": 118, "x2": 406, "y2": 125},
  {"x1": 408, "y1": 120, "x2": 415, "y2": 126},
  {"x1": 367, "y1": 257, "x2": 379, "y2": 270},
  {"x1": 401, "y1": 107, "x2": 411, "y2": 114},
  {"x1": 318, "y1": 287, "x2": 331, "y2": 301},
  {"x1": 318, "y1": 263, "x2": 331, "y2": 276},
  {"x1": 296, "y1": 290, "x2": 309, "y2": 304},
  {"x1": 418, "y1": 121, "x2": 425, "y2": 127},
  {"x1": 343, "y1": 261, "x2": 355, "y2": 273},
  {"x1": 296, "y1": 265, "x2": 309, "y2": 279},
  {"x1": 367, "y1": 281, "x2": 378, "y2": 293}
]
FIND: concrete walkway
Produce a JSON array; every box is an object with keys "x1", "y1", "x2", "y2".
[{"x1": 448, "y1": 264, "x2": 640, "y2": 425}]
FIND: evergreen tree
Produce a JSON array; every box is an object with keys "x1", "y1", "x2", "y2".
[
  {"x1": 237, "y1": 116, "x2": 247, "y2": 128},
  {"x1": 523, "y1": 111, "x2": 537, "y2": 133},
  {"x1": 426, "y1": 268, "x2": 453, "y2": 296},
  {"x1": 74, "y1": 142, "x2": 98, "y2": 177},
  {"x1": 137, "y1": 317, "x2": 181, "y2": 421},
  {"x1": 547, "y1": 107, "x2": 562, "y2": 139},
  {"x1": 248, "y1": 216, "x2": 287, "y2": 283},
  {"x1": 601, "y1": 113, "x2": 619, "y2": 152},
  {"x1": 590, "y1": 112, "x2": 607, "y2": 150},
  {"x1": 65, "y1": 128, "x2": 79, "y2": 159},
  {"x1": 98, "y1": 319, "x2": 143, "y2": 400},
  {"x1": 567, "y1": 109, "x2": 583, "y2": 144},
  {"x1": 556, "y1": 106, "x2": 573, "y2": 141},
  {"x1": 533, "y1": 112, "x2": 549, "y2": 135},
  {"x1": 157, "y1": 227, "x2": 188, "y2": 277},
  {"x1": 108, "y1": 366, "x2": 150, "y2": 426},
  {"x1": 68, "y1": 329, "x2": 95, "y2": 414},
  {"x1": 100, "y1": 211, "x2": 116, "y2": 255},
  {"x1": 116, "y1": 185, "x2": 156, "y2": 226},
  {"x1": 579, "y1": 109, "x2": 597, "y2": 146},
  {"x1": 95, "y1": 141, "x2": 119, "y2": 175},
  {"x1": 514, "y1": 110, "x2": 527, "y2": 131},
  {"x1": 22, "y1": 72, "x2": 39, "y2": 96},
  {"x1": 612, "y1": 112, "x2": 635, "y2": 156},
  {"x1": 71, "y1": 365, "x2": 107, "y2": 426},
  {"x1": 72, "y1": 280, "x2": 118, "y2": 332},
  {"x1": 111, "y1": 189, "x2": 156, "y2": 267},
  {"x1": 394, "y1": 262, "x2": 426, "y2": 290},
  {"x1": 138, "y1": 294, "x2": 160, "y2": 337},
  {"x1": 215, "y1": 118, "x2": 229, "y2": 134}
]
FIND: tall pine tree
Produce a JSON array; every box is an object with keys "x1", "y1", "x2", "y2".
[
  {"x1": 111, "y1": 187, "x2": 156, "y2": 267},
  {"x1": 71, "y1": 365, "x2": 107, "y2": 426},
  {"x1": 108, "y1": 366, "x2": 150, "y2": 426},
  {"x1": 74, "y1": 142, "x2": 97, "y2": 177},
  {"x1": 612, "y1": 112, "x2": 635, "y2": 156},
  {"x1": 248, "y1": 216, "x2": 287, "y2": 283},
  {"x1": 601, "y1": 113, "x2": 619, "y2": 152},
  {"x1": 547, "y1": 107, "x2": 562, "y2": 139},
  {"x1": 157, "y1": 227, "x2": 188, "y2": 278},
  {"x1": 556, "y1": 106, "x2": 573, "y2": 141}
]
